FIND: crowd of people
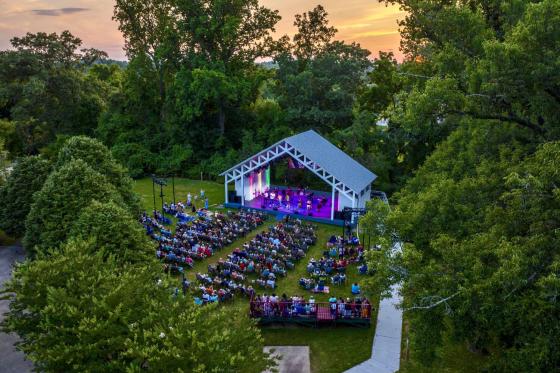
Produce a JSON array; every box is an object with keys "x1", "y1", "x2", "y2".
[
  {"x1": 192, "y1": 216, "x2": 317, "y2": 304},
  {"x1": 141, "y1": 208, "x2": 266, "y2": 270},
  {"x1": 141, "y1": 198, "x2": 373, "y2": 315},
  {"x1": 256, "y1": 186, "x2": 330, "y2": 214},
  {"x1": 296, "y1": 234, "x2": 367, "y2": 292},
  {"x1": 324, "y1": 234, "x2": 364, "y2": 261},
  {"x1": 249, "y1": 294, "x2": 372, "y2": 320}
]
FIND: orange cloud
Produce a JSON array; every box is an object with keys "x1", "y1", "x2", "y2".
[
  {"x1": 0, "y1": 0, "x2": 404, "y2": 61},
  {"x1": 261, "y1": 0, "x2": 404, "y2": 60}
]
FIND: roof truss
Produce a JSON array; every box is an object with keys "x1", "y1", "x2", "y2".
[{"x1": 222, "y1": 141, "x2": 357, "y2": 201}]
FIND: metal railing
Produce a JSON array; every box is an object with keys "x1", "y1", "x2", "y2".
[{"x1": 249, "y1": 300, "x2": 372, "y2": 320}]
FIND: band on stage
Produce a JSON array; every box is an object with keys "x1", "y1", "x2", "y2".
[{"x1": 254, "y1": 187, "x2": 329, "y2": 214}]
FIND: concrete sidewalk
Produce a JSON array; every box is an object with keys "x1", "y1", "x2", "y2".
[
  {"x1": 344, "y1": 242, "x2": 403, "y2": 373},
  {"x1": 264, "y1": 346, "x2": 310, "y2": 373},
  {"x1": 0, "y1": 245, "x2": 33, "y2": 373}
]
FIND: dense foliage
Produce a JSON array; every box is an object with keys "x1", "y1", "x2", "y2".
[
  {"x1": 56, "y1": 136, "x2": 140, "y2": 212},
  {"x1": 2, "y1": 135, "x2": 272, "y2": 371},
  {"x1": 361, "y1": 0, "x2": 560, "y2": 370},
  {"x1": 0, "y1": 156, "x2": 51, "y2": 237},
  {"x1": 0, "y1": 4, "x2": 396, "y2": 185},
  {"x1": 69, "y1": 200, "x2": 154, "y2": 264},
  {"x1": 2, "y1": 0, "x2": 560, "y2": 370},
  {"x1": 2, "y1": 239, "x2": 272, "y2": 372},
  {"x1": 23, "y1": 159, "x2": 124, "y2": 254},
  {"x1": 0, "y1": 32, "x2": 109, "y2": 156}
]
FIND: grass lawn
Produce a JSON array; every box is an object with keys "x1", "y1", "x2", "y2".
[
  {"x1": 133, "y1": 177, "x2": 377, "y2": 373},
  {"x1": 133, "y1": 177, "x2": 226, "y2": 213}
]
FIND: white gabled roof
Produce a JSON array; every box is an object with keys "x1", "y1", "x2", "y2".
[{"x1": 222, "y1": 130, "x2": 377, "y2": 193}]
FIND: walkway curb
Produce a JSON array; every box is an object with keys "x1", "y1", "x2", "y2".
[{"x1": 344, "y1": 243, "x2": 403, "y2": 373}]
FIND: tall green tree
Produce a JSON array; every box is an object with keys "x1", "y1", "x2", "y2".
[
  {"x1": 0, "y1": 156, "x2": 51, "y2": 237},
  {"x1": 23, "y1": 159, "x2": 124, "y2": 254},
  {"x1": 291, "y1": 5, "x2": 337, "y2": 68},
  {"x1": 96, "y1": 54, "x2": 162, "y2": 177},
  {"x1": 113, "y1": 0, "x2": 178, "y2": 124},
  {"x1": 69, "y1": 200, "x2": 153, "y2": 264},
  {"x1": 2, "y1": 239, "x2": 273, "y2": 372},
  {"x1": 0, "y1": 31, "x2": 110, "y2": 156},
  {"x1": 56, "y1": 136, "x2": 140, "y2": 213},
  {"x1": 364, "y1": 0, "x2": 560, "y2": 369},
  {"x1": 173, "y1": 0, "x2": 281, "y2": 136},
  {"x1": 274, "y1": 6, "x2": 371, "y2": 133}
]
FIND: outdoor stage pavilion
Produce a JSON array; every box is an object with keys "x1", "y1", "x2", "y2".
[{"x1": 221, "y1": 130, "x2": 377, "y2": 225}]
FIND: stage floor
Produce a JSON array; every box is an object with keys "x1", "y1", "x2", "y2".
[{"x1": 244, "y1": 189, "x2": 336, "y2": 221}]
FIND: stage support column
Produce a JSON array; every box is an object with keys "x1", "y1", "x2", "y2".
[
  {"x1": 351, "y1": 192, "x2": 356, "y2": 223},
  {"x1": 331, "y1": 185, "x2": 335, "y2": 220},
  {"x1": 224, "y1": 175, "x2": 229, "y2": 204},
  {"x1": 241, "y1": 172, "x2": 245, "y2": 206}
]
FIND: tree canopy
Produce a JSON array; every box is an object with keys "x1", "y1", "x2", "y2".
[
  {"x1": 69, "y1": 200, "x2": 154, "y2": 264},
  {"x1": 2, "y1": 1, "x2": 560, "y2": 369},
  {"x1": 360, "y1": 0, "x2": 560, "y2": 370},
  {"x1": 56, "y1": 136, "x2": 140, "y2": 213},
  {"x1": 2, "y1": 239, "x2": 272, "y2": 372},
  {"x1": 0, "y1": 156, "x2": 51, "y2": 237},
  {"x1": 23, "y1": 159, "x2": 124, "y2": 254}
]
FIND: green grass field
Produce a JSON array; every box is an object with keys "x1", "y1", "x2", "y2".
[
  {"x1": 133, "y1": 177, "x2": 376, "y2": 373},
  {"x1": 133, "y1": 177, "x2": 226, "y2": 212}
]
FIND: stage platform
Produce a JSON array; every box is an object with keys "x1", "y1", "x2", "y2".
[
  {"x1": 223, "y1": 202, "x2": 346, "y2": 226},
  {"x1": 225, "y1": 186, "x2": 348, "y2": 226}
]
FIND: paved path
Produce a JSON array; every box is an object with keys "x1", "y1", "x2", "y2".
[
  {"x1": 0, "y1": 245, "x2": 33, "y2": 373},
  {"x1": 344, "y1": 242, "x2": 403, "y2": 373},
  {"x1": 264, "y1": 346, "x2": 310, "y2": 373}
]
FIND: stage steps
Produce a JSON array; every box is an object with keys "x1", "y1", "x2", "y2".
[{"x1": 316, "y1": 306, "x2": 334, "y2": 321}]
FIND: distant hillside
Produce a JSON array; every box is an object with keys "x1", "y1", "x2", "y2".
[
  {"x1": 257, "y1": 60, "x2": 278, "y2": 70},
  {"x1": 96, "y1": 59, "x2": 128, "y2": 68}
]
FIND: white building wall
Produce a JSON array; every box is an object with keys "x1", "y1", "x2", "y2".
[
  {"x1": 338, "y1": 193, "x2": 353, "y2": 210},
  {"x1": 234, "y1": 174, "x2": 254, "y2": 203}
]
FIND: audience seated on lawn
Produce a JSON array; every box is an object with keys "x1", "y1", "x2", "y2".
[
  {"x1": 141, "y1": 208, "x2": 265, "y2": 272},
  {"x1": 325, "y1": 235, "x2": 364, "y2": 261},
  {"x1": 250, "y1": 294, "x2": 372, "y2": 319},
  {"x1": 192, "y1": 216, "x2": 317, "y2": 304}
]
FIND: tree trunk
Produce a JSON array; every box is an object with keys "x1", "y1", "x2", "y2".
[
  {"x1": 158, "y1": 67, "x2": 166, "y2": 124},
  {"x1": 218, "y1": 103, "x2": 225, "y2": 135}
]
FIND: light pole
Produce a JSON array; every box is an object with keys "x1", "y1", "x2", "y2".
[
  {"x1": 172, "y1": 174, "x2": 176, "y2": 205},
  {"x1": 152, "y1": 175, "x2": 167, "y2": 214},
  {"x1": 151, "y1": 175, "x2": 157, "y2": 215}
]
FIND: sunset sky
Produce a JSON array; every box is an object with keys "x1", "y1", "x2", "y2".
[{"x1": 0, "y1": 0, "x2": 405, "y2": 61}]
